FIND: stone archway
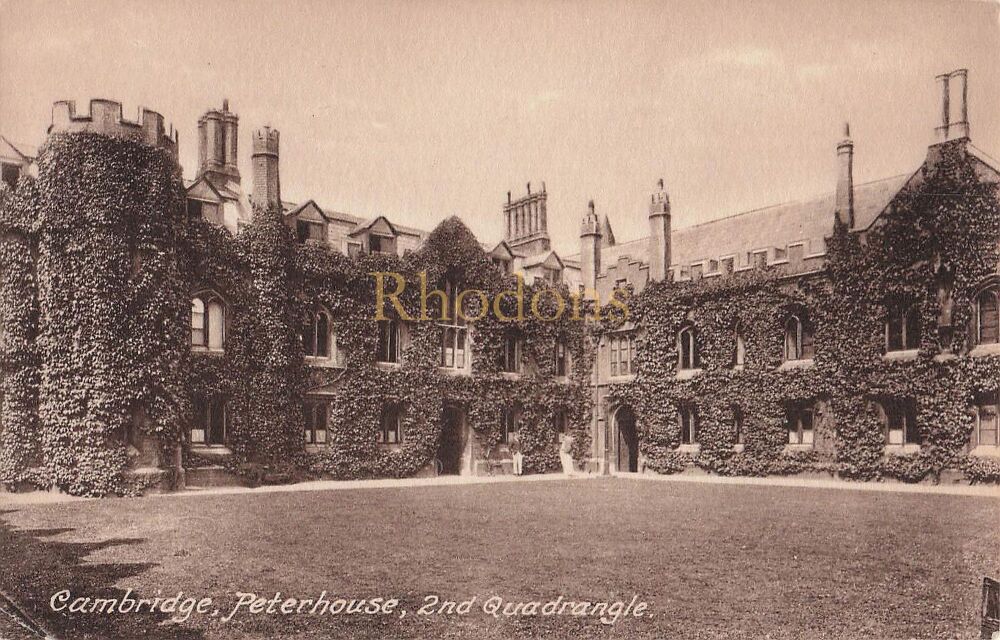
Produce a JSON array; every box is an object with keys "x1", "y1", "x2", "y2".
[
  {"x1": 614, "y1": 406, "x2": 639, "y2": 473},
  {"x1": 438, "y1": 404, "x2": 468, "y2": 475}
]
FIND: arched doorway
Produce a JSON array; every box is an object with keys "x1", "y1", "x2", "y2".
[
  {"x1": 438, "y1": 405, "x2": 467, "y2": 475},
  {"x1": 614, "y1": 406, "x2": 639, "y2": 473}
]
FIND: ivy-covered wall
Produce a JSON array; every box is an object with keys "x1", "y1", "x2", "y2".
[{"x1": 602, "y1": 141, "x2": 1000, "y2": 483}]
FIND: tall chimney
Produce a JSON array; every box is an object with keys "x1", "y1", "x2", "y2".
[
  {"x1": 935, "y1": 69, "x2": 970, "y2": 142},
  {"x1": 835, "y1": 122, "x2": 854, "y2": 229},
  {"x1": 252, "y1": 126, "x2": 281, "y2": 211},
  {"x1": 648, "y1": 178, "x2": 671, "y2": 282},
  {"x1": 580, "y1": 199, "x2": 602, "y2": 298},
  {"x1": 197, "y1": 102, "x2": 240, "y2": 184},
  {"x1": 222, "y1": 99, "x2": 239, "y2": 181}
]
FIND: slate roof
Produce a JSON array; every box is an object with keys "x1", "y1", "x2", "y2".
[{"x1": 565, "y1": 174, "x2": 911, "y2": 270}]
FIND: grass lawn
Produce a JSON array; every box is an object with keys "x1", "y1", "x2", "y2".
[{"x1": 0, "y1": 478, "x2": 997, "y2": 639}]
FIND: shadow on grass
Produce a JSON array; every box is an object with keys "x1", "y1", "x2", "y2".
[{"x1": 0, "y1": 509, "x2": 203, "y2": 640}]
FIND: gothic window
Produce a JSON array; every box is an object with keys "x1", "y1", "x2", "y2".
[
  {"x1": 377, "y1": 319, "x2": 401, "y2": 363},
  {"x1": 304, "y1": 402, "x2": 328, "y2": 445},
  {"x1": 501, "y1": 333, "x2": 521, "y2": 373},
  {"x1": 787, "y1": 404, "x2": 815, "y2": 446},
  {"x1": 377, "y1": 404, "x2": 403, "y2": 444},
  {"x1": 191, "y1": 396, "x2": 227, "y2": 446},
  {"x1": 303, "y1": 308, "x2": 335, "y2": 360},
  {"x1": 501, "y1": 406, "x2": 520, "y2": 444},
  {"x1": 784, "y1": 314, "x2": 814, "y2": 361},
  {"x1": 976, "y1": 287, "x2": 999, "y2": 345},
  {"x1": 678, "y1": 326, "x2": 698, "y2": 369},
  {"x1": 973, "y1": 392, "x2": 999, "y2": 449},
  {"x1": 880, "y1": 398, "x2": 919, "y2": 445},
  {"x1": 679, "y1": 405, "x2": 698, "y2": 445},
  {"x1": 439, "y1": 281, "x2": 468, "y2": 369},
  {"x1": 191, "y1": 292, "x2": 226, "y2": 351},
  {"x1": 886, "y1": 304, "x2": 921, "y2": 351},
  {"x1": 554, "y1": 336, "x2": 569, "y2": 377},
  {"x1": 609, "y1": 333, "x2": 636, "y2": 377}
]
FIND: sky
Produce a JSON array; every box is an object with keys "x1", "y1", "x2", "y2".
[{"x1": 2, "y1": 0, "x2": 999, "y2": 251}]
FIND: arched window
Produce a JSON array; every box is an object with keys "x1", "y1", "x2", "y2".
[
  {"x1": 976, "y1": 287, "x2": 999, "y2": 345},
  {"x1": 377, "y1": 404, "x2": 403, "y2": 444},
  {"x1": 886, "y1": 304, "x2": 921, "y2": 351},
  {"x1": 784, "y1": 314, "x2": 814, "y2": 361},
  {"x1": 678, "y1": 327, "x2": 698, "y2": 370},
  {"x1": 303, "y1": 308, "x2": 334, "y2": 360},
  {"x1": 734, "y1": 324, "x2": 746, "y2": 367},
  {"x1": 191, "y1": 292, "x2": 226, "y2": 351}
]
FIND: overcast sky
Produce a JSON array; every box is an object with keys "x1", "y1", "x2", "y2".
[{"x1": 2, "y1": 0, "x2": 998, "y2": 250}]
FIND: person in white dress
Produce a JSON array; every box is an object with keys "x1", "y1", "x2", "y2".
[{"x1": 559, "y1": 433, "x2": 576, "y2": 476}]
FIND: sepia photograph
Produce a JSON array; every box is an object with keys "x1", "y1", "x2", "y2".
[{"x1": 0, "y1": 0, "x2": 999, "y2": 638}]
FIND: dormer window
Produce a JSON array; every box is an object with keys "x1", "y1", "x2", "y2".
[
  {"x1": 369, "y1": 234, "x2": 396, "y2": 255},
  {"x1": 187, "y1": 199, "x2": 222, "y2": 225},
  {"x1": 296, "y1": 220, "x2": 325, "y2": 244},
  {"x1": 1, "y1": 162, "x2": 19, "y2": 189}
]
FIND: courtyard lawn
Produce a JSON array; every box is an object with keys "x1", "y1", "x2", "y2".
[{"x1": 0, "y1": 478, "x2": 997, "y2": 640}]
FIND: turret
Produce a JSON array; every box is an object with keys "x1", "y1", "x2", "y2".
[
  {"x1": 648, "y1": 178, "x2": 671, "y2": 282},
  {"x1": 579, "y1": 199, "x2": 602, "y2": 297},
  {"x1": 835, "y1": 123, "x2": 854, "y2": 229},
  {"x1": 252, "y1": 126, "x2": 281, "y2": 211},
  {"x1": 49, "y1": 99, "x2": 178, "y2": 158}
]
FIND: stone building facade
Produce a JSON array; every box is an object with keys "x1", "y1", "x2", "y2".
[{"x1": 0, "y1": 69, "x2": 997, "y2": 494}]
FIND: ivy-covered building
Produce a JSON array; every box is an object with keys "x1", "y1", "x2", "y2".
[{"x1": 0, "y1": 69, "x2": 997, "y2": 496}]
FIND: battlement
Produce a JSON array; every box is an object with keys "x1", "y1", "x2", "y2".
[
  {"x1": 49, "y1": 99, "x2": 178, "y2": 157},
  {"x1": 252, "y1": 126, "x2": 280, "y2": 156}
]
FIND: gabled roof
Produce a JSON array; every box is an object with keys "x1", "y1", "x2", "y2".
[
  {"x1": 185, "y1": 176, "x2": 224, "y2": 203},
  {"x1": 490, "y1": 240, "x2": 517, "y2": 261},
  {"x1": 565, "y1": 173, "x2": 910, "y2": 270},
  {"x1": 350, "y1": 215, "x2": 399, "y2": 237},
  {"x1": 522, "y1": 250, "x2": 565, "y2": 270},
  {"x1": 601, "y1": 215, "x2": 616, "y2": 248},
  {"x1": 0, "y1": 136, "x2": 36, "y2": 163},
  {"x1": 285, "y1": 199, "x2": 332, "y2": 223}
]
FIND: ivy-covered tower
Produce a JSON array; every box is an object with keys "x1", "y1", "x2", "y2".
[
  {"x1": 35, "y1": 100, "x2": 189, "y2": 496},
  {"x1": 579, "y1": 199, "x2": 602, "y2": 297}
]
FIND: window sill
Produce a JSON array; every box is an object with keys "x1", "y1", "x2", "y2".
[
  {"x1": 305, "y1": 356, "x2": 342, "y2": 369},
  {"x1": 378, "y1": 442, "x2": 405, "y2": 450},
  {"x1": 676, "y1": 444, "x2": 700, "y2": 454},
  {"x1": 732, "y1": 364, "x2": 745, "y2": 372},
  {"x1": 554, "y1": 376, "x2": 571, "y2": 384},
  {"x1": 783, "y1": 443, "x2": 815, "y2": 453},
  {"x1": 676, "y1": 368, "x2": 702, "y2": 380},
  {"x1": 732, "y1": 444, "x2": 745, "y2": 453},
  {"x1": 190, "y1": 445, "x2": 232, "y2": 459},
  {"x1": 883, "y1": 349, "x2": 919, "y2": 362},
  {"x1": 607, "y1": 374, "x2": 636, "y2": 383},
  {"x1": 305, "y1": 444, "x2": 327, "y2": 453},
  {"x1": 375, "y1": 361, "x2": 402, "y2": 372},
  {"x1": 499, "y1": 371, "x2": 521, "y2": 381},
  {"x1": 970, "y1": 343, "x2": 1000, "y2": 358},
  {"x1": 884, "y1": 444, "x2": 921, "y2": 455},
  {"x1": 778, "y1": 359, "x2": 814, "y2": 371},
  {"x1": 438, "y1": 366, "x2": 471, "y2": 377},
  {"x1": 191, "y1": 346, "x2": 225, "y2": 356},
  {"x1": 969, "y1": 445, "x2": 1000, "y2": 458}
]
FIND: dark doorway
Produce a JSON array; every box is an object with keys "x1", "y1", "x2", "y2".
[
  {"x1": 438, "y1": 405, "x2": 466, "y2": 475},
  {"x1": 616, "y1": 407, "x2": 639, "y2": 472}
]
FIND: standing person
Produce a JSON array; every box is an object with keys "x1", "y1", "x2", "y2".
[
  {"x1": 510, "y1": 436, "x2": 524, "y2": 476},
  {"x1": 559, "y1": 433, "x2": 576, "y2": 476}
]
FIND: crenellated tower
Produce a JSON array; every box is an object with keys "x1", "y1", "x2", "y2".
[
  {"x1": 579, "y1": 199, "x2": 602, "y2": 296},
  {"x1": 49, "y1": 99, "x2": 178, "y2": 158},
  {"x1": 647, "y1": 178, "x2": 671, "y2": 282},
  {"x1": 252, "y1": 126, "x2": 281, "y2": 211}
]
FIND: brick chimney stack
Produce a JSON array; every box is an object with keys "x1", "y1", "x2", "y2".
[
  {"x1": 835, "y1": 122, "x2": 854, "y2": 229},
  {"x1": 252, "y1": 126, "x2": 281, "y2": 211},
  {"x1": 648, "y1": 178, "x2": 671, "y2": 282},
  {"x1": 580, "y1": 199, "x2": 602, "y2": 297},
  {"x1": 935, "y1": 69, "x2": 970, "y2": 142}
]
